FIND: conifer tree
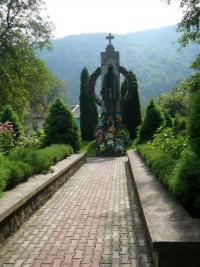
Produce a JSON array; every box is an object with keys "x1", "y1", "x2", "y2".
[
  {"x1": 0, "y1": 105, "x2": 21, "y2": 138},
  {"x1": 43, "y1": 99, "x2": 80, "y2": 151},
  {"x1": 121, "y1": 72, "x2": 141, "y2": 139},
  {"x1": 80, "y1": 67, "x2": 98, "y2": 141},
  {"x1": 137, "y1": 100, "x2": 163, "y2": 143}
]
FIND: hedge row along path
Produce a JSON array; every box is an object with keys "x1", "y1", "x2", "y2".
[{"x1": 0, "y1": 157, "x2": 152, "y2": 267}]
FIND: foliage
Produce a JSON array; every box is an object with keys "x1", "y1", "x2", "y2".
[
  {"x1": 0, "y1": 154, "x2": 10, "y2": 194},
  {"x1": 192, "y1": 54, "x2": 200, "y2": 71},
  {"x1": 121, "y1": 72, "x2": 141, "y2": 139},
  {"x1": 166, "y1": 0, "x2": 200, "y2": 46},
  {"x1": 169, "y1": 151, "x2": 200, "y2": 217},
  {"x1": 27, "y1": 58, "x2": 63, "y2": 115},
  {"x1": 0, "y1": 122, "x2": 15, "y2": 154},
  {"x1": 163, "y1": 111, "x2": 173, "y2": 127},
  {"x1": 9, "y1": 144, "x2": 73, "y2": 174},
  {"x1": 116, "y1": 129, "x2": 130, "y2": 148},
  {"x1": 0, "y1": 144, "x2": 74, "y2": 195},
  {"x1": 151, "y1": 127, "x2": 187, "y2": 159},
  {"x1": 16, "y1": 130, "x2": 44, "y2": 149},
  {"x1": 137, "y1": 143, "x2": 200, "y2": 217},
  {"x1": 158, "y1": 87, "x2": 189, "y2": 118},
  {"x1": 0, "y1": 45, "x2": 62, "y2": 118},
  {"x1": 5, "y1": 161, "x2": 33, "y2": 190},
  {"x1": 137, "y1": 100, "x2": 164, "y2": 143},
  {"x1": 80, "y1": 67, "x2": 98, "y2": 141},
  {"x1": 0, "y1": 1, "x2": 62, "y2": 118},
  {"x1": 0, "y1": 105, "x2": 21, "y2": 138},
  {"x1": 0, "y1": 0, "x2": 53, "y2": 52},
  {"x1": 136, "y1": 0, "x2": 200, "y2": 216},
  {"x1": 43, "y1": 99, "x2": 80, "y2": 151},
  {"x1": 137, "y1": 143, "x2": 176, "y2": 186},
  {"x1": 188, "y1": 90, "x2": 200, "y2": 156}
]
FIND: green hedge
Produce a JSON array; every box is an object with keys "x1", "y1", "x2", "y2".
[
  {"x1": 169, "y1": 151, "x2": 200, "y2": 217},
  {"x1": 0, "y1": 154, "x2": 10, "y2": 194},
  {"x1": 0, "y1": 144, "x2": 73, "y2": 194},
  {"x1": 137, "y1": 144, "x2": 176, "y2": 187},
  {"x1": 137, "y1": 144, "x2": 200, "y2": 217}
]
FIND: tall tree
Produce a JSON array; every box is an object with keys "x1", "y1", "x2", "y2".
[
  {"x1": 165, "y1": 0, "x2": 200, "y2": 46},
  {"x1": 43, "y1": 99, "x2": 80, "y2": 151},
  {"x1": 121, "y1": 72, "x2": 141, "y2": 139},
  {"x1": 0, "y1": 0, "x2": 53, "y2": 52},
  {"x1": 137, "y1": 100, "x2": 164, "y2": 143},
  {"x1": 0, "y1": 45, "x2": 62, "y2": 118},
  {"x1": 0, "y1": 1, "x2": 61, "y2": 118},
  {"x1": 80, "y1": 67, "x2": 98, "y2": 141}
]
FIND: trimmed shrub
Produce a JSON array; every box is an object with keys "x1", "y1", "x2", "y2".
[
  {"x1": 137, "y1": 144, "x2": 176, "y2": 186},
  {"x1": 137, "y1": 100, "x2": 163, "y2": 144},
  {"x1": 0, "y1": 144, "x2": 74, "y2": 194},
  {"x1": 0, "y1": 154, "x2": 10, "y2": 194},
  {"x1": 169, "y1": 151, "x2": 200, "y2": 217},
  {"x1": 137, "y1": 143, "x2": 200, "y2": 217},
  {"x1": 9, "y1": 144, "x2": 73, "y2": 174},
  {"x1": 43, "y1": 99, "x2": 80, "y2": 151},
  {"x1": 5, "y1": 161, "x2": 33, "y2": 190}
]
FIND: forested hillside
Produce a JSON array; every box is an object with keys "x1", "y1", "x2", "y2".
[{"x1": 39, "y1": 25, "x2": 198, "y2": 105}]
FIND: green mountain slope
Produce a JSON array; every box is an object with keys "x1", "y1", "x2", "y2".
[{"x1": 39, "y1": 25, "x2": 198, "y2": 105}]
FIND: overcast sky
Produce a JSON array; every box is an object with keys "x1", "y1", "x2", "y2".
[{"x1": 44, "y1": 0, "x2": 182, "y2": 38}]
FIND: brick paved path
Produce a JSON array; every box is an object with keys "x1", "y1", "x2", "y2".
[{"x1": 0, "y1": 157, "x2": 152, "y2": 267}]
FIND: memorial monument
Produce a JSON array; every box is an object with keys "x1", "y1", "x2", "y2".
[
  {"x1": 101, "y1": 33, "x2": 120, "y2": 118},
  {"x1": 89, "y1": 34, "x2": 131, "y2": 155}
]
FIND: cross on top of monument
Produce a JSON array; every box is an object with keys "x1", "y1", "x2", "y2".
[{"x1": 106, "y1": 33, "x2": 114, "y2": 45}]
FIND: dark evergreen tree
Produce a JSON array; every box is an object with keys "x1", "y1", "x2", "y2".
[
  {"x1": 121, "y1": 79, "x2": 127, "y2": 99},
  {"x1": 121, "y1": 72, "x2": 141, "y2": 139},
  {"x1": 188, "y1": 90, "x2": 200, "y2": 156},
  {"x1": 80, "y1": 67, "x2": 98, "y2": 141},
  {"x1": 43, "y1": 99, "x2": 80, "y2": 151},
  {"x1": 137, "y1": 100, "x2": 163, "y2": 143},
  {"x1": 0, "y1": 105, "x2": 21, "y2": 138}
]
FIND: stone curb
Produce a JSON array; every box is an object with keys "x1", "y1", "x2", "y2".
[
  {"x1": 128, "y1": 150, "x2": 200, "y2": 267},
  {"x1": 0, "y1": 152, "x2": 87, "y2": 245}
]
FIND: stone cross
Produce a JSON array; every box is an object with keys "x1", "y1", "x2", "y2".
[{"x1": 106, "y1": 33, "x2": 114, "y2": 45}]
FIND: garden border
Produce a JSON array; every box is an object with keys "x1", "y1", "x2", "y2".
[
  {"x1": 128, "y1": 150, "x2": 200, "y2": 267},
  {"x1": 0, "y1": 152, "x2": 86, "y2": 246}
]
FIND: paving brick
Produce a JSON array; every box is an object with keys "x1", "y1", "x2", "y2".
[
  {"x1": 73, "y1": 250, "x2": 83, "y2": 260},
  {"x1": 0, "y1": 157, "x2": 152, "y2": 267}
]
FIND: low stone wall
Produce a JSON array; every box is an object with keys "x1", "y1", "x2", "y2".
[
  {"x1": 0, "y1": 153, "x2": 86, "y2": 246},
  {"x1": 128, "y1": 151, "x2": 200, "y2": 267}
]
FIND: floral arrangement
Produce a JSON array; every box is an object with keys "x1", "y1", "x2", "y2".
[{"x1": 95, "y1": 114, "x2": 129, "y2": 156}]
